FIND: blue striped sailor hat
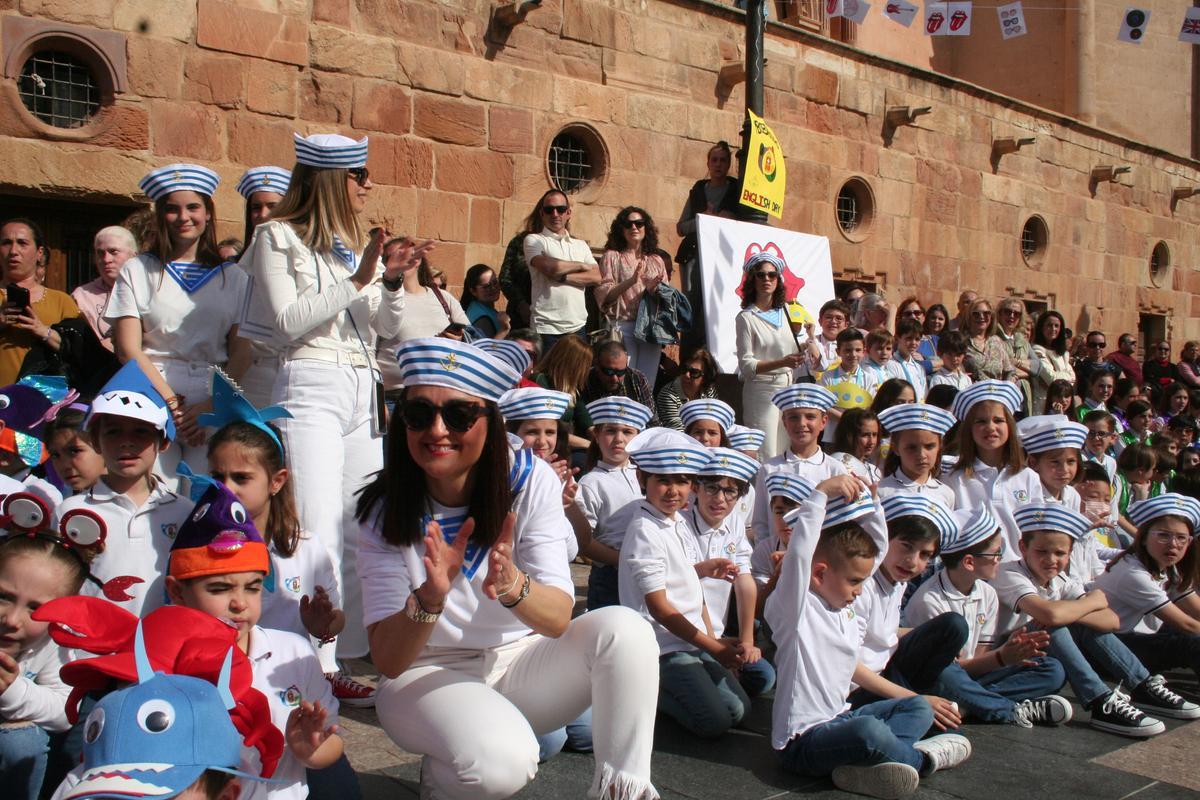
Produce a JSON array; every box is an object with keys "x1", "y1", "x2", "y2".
[
  {"x1": 728, "y1": 424, "x2": 766, "y2": 452},
  {"x1": 951, "y1": 379, "x2": 1023, "y2": 421},
  {"x1": 139, "y1": 164, "x2": 220, "y2": 201},
  {"x1": 877, "y1": 403, "x2": 955, "y2": 436},
  {"x1": 1016, "y1": 414, "x2": 1088, "y2": 454},
  {"x1": 943, "y1": 507, "x2": 1001, "y2": 554},
  {"x1": 475, "y1": 339, "x2": 531, "y2": 378},
  {"x1": 395, "y1": 338, "x2": 521, "y2": 403},
  {"x1": 880, "y1": 494, "x2": 956, "y2": 542},
  {"x1": 498, "y1": 387, "x2": 570, "y2": 422},
  {"x1": 235, "y1": 166, "x2": 292, "y2": 199},
  {"x1": 772, "y1": 383, "x2": 836, "y2": 412},
  {"x1": 1013, "y1": 503, "x2": 1093, "y2": 540},
  {"x1": 822, "y1": 490, "x2": 878, "y2": 530},
  {"x1": 293, "y1": 132, "x2": 368, "y2": 169},
  {"x1": 679, "y1": 398, "x2": 736, "y2": 433},
  {"x1": 1128, "y1": 493, "x2": 1200, "y2": 532},
  {"x1": 765, "y1": 472, "x2": 815, "y2": 506},
  {"x1": 586, "y1": 397, "x2": 651, "y2": 430},
  {"x1": 698, "y1": 447, "x2": 760, "y2": 483},
  {"x1": 744, "y1": 250, "x2": 786, "y2": 273},
  {"x1": 626, "y1": 428, "x2": 711, "y2": 475}
]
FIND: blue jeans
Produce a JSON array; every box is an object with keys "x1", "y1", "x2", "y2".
[
  {"x1": 307, "y1": 753, "x2": 362, "y2": 800},
  {"x1": 849, "y1": 612, "x2": 968, "y2": 707},
  {"x1": 586, "y1": 563, "x2": 619, "y2": 610},
  {"x1": 1047, "y1": 623, "x2": 1150, "y2": 707},
  {"x1": 0, "y1": 722, "x2": 50, "y2": 800},
  {"x1": 740, "y1": 657, "x2": 776, "y2": 697},
  {"x1": 778, "y1": 697, "x2": 933, "y2": 777},
  {"x1": 1117, "y1": 630, "x2": 1200, "y2": 679},
  {"x1": 933, "y1": 657, "x2": 1066, "y2": 723},
  {"x1": 535, "y1": 708, "x2": 595, "y2": 762},
  {"x1": 659, "y1": 649, "x2": 750, "y2": 738}
]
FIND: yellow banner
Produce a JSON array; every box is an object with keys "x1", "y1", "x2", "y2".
[{"x1": 739, "y1": 109, "x2": 786, "y2": 219}]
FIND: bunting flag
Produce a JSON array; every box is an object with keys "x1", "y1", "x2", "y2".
[
  {"x1": 1180, "y1": 8, "x2": 1200, "y2": 44},
  {"x1": 883, "y1": 0, "x2": 917, "y2": 27},
  {"x1": 827, "y1": 0, "x2": 870, "y2": 25},
  {"x1": 163, "y1": 261, "x2": 221, "y2": 294},
  {"x1": 924, "y1": 2, "x2": 972, "y2": 36},
  {"x1": 997, "y1": 1, "x2": 1026, "y2": 39},
  {"x1": 1118, "y1": 8, "x2": 1150, "y2": 43}
]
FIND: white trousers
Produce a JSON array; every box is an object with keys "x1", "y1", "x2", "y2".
[
  {"x1": 239, "y1": 354, "x2": 280, "y2": 410},
  {"x1": 152, "y1": 358, "x2": 214, "y2": 490},
  {"x1": 274, "y1": 359, "x2": 381, "y2": 659},
  {"x1": 741, "y1": 373, "x2": 790, "y2": 460},
  {"x1": 376, "y1": 607, "x2": 661, "y2": 800},
  {"x1": 616, "y1": 321, "x2": 663, "y2": 389}
]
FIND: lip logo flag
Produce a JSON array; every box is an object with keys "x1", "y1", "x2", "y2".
[
  {"x1": 1180, "y1": 8, "x2": 1200, "y2": 44},
  {"x1": 1118, "y1": 7, "x2": 1150, "y2": 43},
  {"x1": 997, "y1": 1, "x2": 1026, "y2": 39},
  {"x1": 826, "y1": 0, "x2": 871, "y2": 24},
  {"x1": 739, "y1": 109, "x2": 786, "y2": 219},
  {"x1": 925, "y1": 2, "x2": 972, "y2": 36},
  {"x1": 883, "y1": 0, "x2": 917, "y2": 27}
]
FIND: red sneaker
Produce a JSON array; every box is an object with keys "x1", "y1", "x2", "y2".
[{"x1": 326, "y1": 671, "x2": 376, "y2": 708}]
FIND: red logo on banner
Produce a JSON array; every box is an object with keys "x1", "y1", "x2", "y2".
[
  {"x1": 949, "y1": 9, "x2": 968, "y2": 30},
  {"x1": 926, "y1": 11, "x2": 945, "y2": 32},
  {"x1": 734, "y1": 242, "x2": 806, "y2": 302}
]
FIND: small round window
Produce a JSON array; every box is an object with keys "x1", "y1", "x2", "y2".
[
  {"x1": 547, "y1": 124, "x2": 607, "y2": 197},
  {"x1": 1020, "y1": 215, "x2": 1048, "y2": 267},
  {"x1": 18, "y1": 51, "x2": 100, "y2": 129},
  {"x1": 834, "y1": 178, "x2": 874, "y2": 242},
  {"x1": 1150, "y1": 241, "x2": 1170, "y2": 286}
]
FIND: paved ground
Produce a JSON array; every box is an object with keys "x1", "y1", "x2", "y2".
[{"x1": 336, "y1": 566, "x2": 1200, "y2": 799}]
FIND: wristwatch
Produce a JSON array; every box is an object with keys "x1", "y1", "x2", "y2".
[
  {"x1": 404, "y1": 593, "x2": 441, "y2": 624},
  {"x1": 381, "y1": 275, "x2": 404, "y2": 292}
]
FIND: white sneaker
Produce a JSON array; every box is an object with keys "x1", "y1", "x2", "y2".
[
  {"x1": 913, "y1": 733, "x2": 972, "y2": 774},
  {"x1": 831, "y1": 762, "x2": 920, "y2": 799},
  {"x1": 1011, "y1": 695, "x2": 1074, "y2": 728}
]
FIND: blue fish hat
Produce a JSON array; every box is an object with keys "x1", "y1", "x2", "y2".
[
  {"x1": 626, "y1": 428, "x2": 711, "y2": 475},
  {"x1": 1017, "y1": 414, "x2": 1088, "y2": 454},
  {"x1": 86, "y1": 361, "x2": 175, "y2": 441},
  {"x1": 765, "y1": 472, "x2": 814, "y2": 506},
  {"x1": 943, "y1": 507, "x2": 1001, "y2": 554},
  {"x1": 1128, "y1": 493, "x2": 1200, "y2": 532},
  {"x1": 235, "y1": 166, "x2": 292, "y2": 199},
  {"x1": 771, "y1": 384, "x2": 836, "y2": 413},
  {"x1": 877, "y1": 404, "x2": 955, "y2": 437},
  {"x1": 498, "y1": 387, "x2": 570, "y2": 422},
  {"x1": 139, "y1": 164, "x2": 220, "y2": 202},
  {"x1": 880, "y1": 494, "x2": 956, "y2": 542},
  {"x1": 697, "y1": 447, "x2": 760, "y2": 483},
  {"x1": 1013, "y1": 503, "x2": 1093, "y2": 540},
  {"x1": 293, "y1": 132, "x2": 368, "y2": 168},
  {"x1": 197, "y1": 369, "x2": 292, "y2": 453},
  {"x1": 822, "y1": 491, "x2": 878, "y2": 530},
  {"x1": 727, "y1": 424, "x2": 766, "y2": 452},
  {"x1": 475, "y1": 339, "x2": 531, "y2": 379},
  {"x1": 951, "y1": 380, "x2": 1023, "y2": 421},
  {"x1": 679, "y1": 399, "x2": 736, "y2": 434},
  {"x1": 396, "y1": 338, "x2": 521, "y2": 403},
  {"x1": 586, "y1": 397, "x2": 652, "y2": 430}
]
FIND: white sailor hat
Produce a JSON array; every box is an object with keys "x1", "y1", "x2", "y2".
[
  {"x1": 1017, "y1": 414, "x2": 1088, "y2": 454},
  {"x1": 474, "y1": 339, "x2": 531, "y2": 379},
  {"x1": 395, "y1": 338, "x2": 521, "y2": 404},
  {"x1": 235, "y1": 166, "x2": 293, "y2": 199},
  {"x1": 139, "y1": 164, "x2": 220, "y2": 202},
  {"x1": 498, "y1": 388, "x2": 570, "y2": 422},
  {"x1": 293, "y1": 132, "x2": 368, "y2": 169},
  {"x1": 679, "y1": 399, "x2": 736, "y2": 433},
  {"x1": 877, "y1": 404, "x2": 956, "y2": 437},
  {"x1": 697, "y1": 447, "x2": 760, "y2": 483},
  {"x1": 1128, "y1": 493, "x2": 1200, "y2": 532},
  {"x1": 626, "y1": 428, "x2": 711, "y2": 475},
  {"x1": 586, "y1": 397, "x2": 652, "y2": 430},
  {"x1": 942, "y1": 507, "x2": 1001, "y2": 554},
  {"x1": 822, "y1": 491, "x2": 879, "y2": 530},
  {"x1": 728, "y1": 424, "x2": 766, "y2": 452},
  {"x1": 951, "y1": 380, "x2": 1023, "y2": 421},
  {"x1": 1013, "y1": 504, "x2": 1093, "y2": 540},
  {"x1": 880, "y1": 494, "x2": 956, "y2": 542},
  {"x1": 743, "y1": 250, "x2": 786, "y2": 273},
  {"x1": 765, "y1": 472, "x2": 815, "y2": 506},
  {"x1": 772, "y1": 384, "x2": 836, "y2": 413}
]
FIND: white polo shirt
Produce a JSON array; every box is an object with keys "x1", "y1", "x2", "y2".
[
  {"x1": 259, "y1": 534, "x2": 341, "y2": 638},
  {"x1": 523, "y1": 229, "x2": 597, "y2": 335},
  {"x1": 943, "y1": 462, "x2": 1044, "y2": 560},
  {"x1": 57, "y1": 477, "x2": 192, "y2": 617},
  {"x1": 854, "y1": 570, "x2": 907, "y2": 673},
  {"x1": 1093, "y1": 555, "x2": 1194, "y2": 635},
  {"x1": 750, "y1": 531, "x2": 786, "y2": 587},
  {"x1": 618, "y1": 501, "x2": 707, "y2": 655},
  {"x1": 0, "y1": 635, "x2": 71, "y2": 731},
  {"x1": 831, "y1": 452, "x2": 882, "y2": 486},
  {"x1": 876, "y1": 469, "x2": 957, "y2": 510},
  {"x1": 886, "y1": 356, "x2": 928, "y2": 401},
  {"x1": 906, "y1": 568, "x2": 999, "y2": 658},
  {"x1": 992, "y1": 559, "x2": 1086, "y2": 638},
  {"x1": 685, "y1": 503, "x2": 752, "y2": 638},
  {"x1": 574, "y1": 461, "x2": 642, "y2": 551},
  {"x1": 751, "y1": 448, "x2": 847, "y2": 542}
]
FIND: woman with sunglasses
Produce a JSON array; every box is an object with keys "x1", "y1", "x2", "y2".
[
  {"x1": 357, "y1": 337, "x2": 660, "y2": 800},
  {"x1": 994, "y1": 298, "x2": 1033, "y2": 414},
  {"x1": 736, "y1": 252, "x2": 801, "y2": 459},
  {"x1": 240, "y1": 133, "x2": 429, "y2": 671},
  {"x1": 524, "y1": 189, "x2": 601, "y2": 355},
  {"x1": 962, "y1": 298, "x2": 1017, "y2": 385},
  {"x1": 597, "y1": 207, "x2": 667, "y2": 382},
  {"x1": 1143, "y1": 340, "x2": 1180, "y2": 391},
  {"x1": 461, "y1": 263, "x2": 511, "y2": 339},
  {"x1": 655, "y1": 348, "x2": 719, "y2": 431}
]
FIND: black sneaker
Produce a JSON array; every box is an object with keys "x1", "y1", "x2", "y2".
[
  {"x1": 1089, "y1": 683, "x2": 1166, "y2": 738},
  {"x1": 1131, "y1": 674, "x2": 1200, "y2": 720},
  {"x1": 1011, "y1": 694, "x2": 1073, "y2": 728}
]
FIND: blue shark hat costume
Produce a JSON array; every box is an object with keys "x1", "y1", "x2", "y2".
[
  {"x1": 86, "y1": 360, "x2": 176, "y2": 441},
  {"x1": 235, "y1": 166, "x2": 292, "y2": 199},
  {"x1": 198, "y1": 369, "x2": 292, "y2": 453}
]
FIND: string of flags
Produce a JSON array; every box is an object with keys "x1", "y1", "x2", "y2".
[{"x1": 825, "y1": 2, "x2": 1200, "y2": 45}]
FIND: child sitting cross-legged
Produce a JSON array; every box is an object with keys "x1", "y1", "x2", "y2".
[
  {"x1": 906, "y1": 506, "x2": 1073, "y2": 728},
  {"x1": 768, "y1": 477, "x2": 971, "y2": 799}
]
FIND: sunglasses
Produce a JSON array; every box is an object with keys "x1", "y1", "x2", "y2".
[
  {"x1": 999, "y1": 308, "x2": 1021, "y2": 316},
  {"x1": 622, "y1": 219, "x2": 647, "y2": 229},
  {"x1": 347, "y1": 167, "x2": 370, "y2": 186},
  {"x1": 753, "y1": 271, "x2": 779, "y2": 280},
  {"x1": 1087, "y1": 341, "x2": 1106, "y2": 348},
  {"x1": 900, "y1": 309, "x2": 924, "y2": 318},
  {"x1": 542, "y1": 204, "x2": 569, "y2": 215},
  {"x1": 682, "y1": 367, "x2": 704, "y2": 379},
  {"x1": 600, "y1": 366, "x2": 628, "y2": 378},
  {"x1": 971, "y1": 311, "x2": 992, "y2": 318},
  {"x1": 400, "y1": 398, "x2": 488, "y2": 433}
]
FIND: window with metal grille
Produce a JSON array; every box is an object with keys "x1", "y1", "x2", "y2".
[
  {"x1": 548, "y1": 132, "x2": 593, "y2": 194},
  {"x1": 1020, "y1": 215, "x2": 1048, "y2": 266},
  {"x1": 836, "y1": 186, "x2": 860, "y2": 233},
  {"x1": 1150, "y1": 241, "x2": 1170, "y2": 286},
  {"x1": 18, "y1": 51, "x2": 100, "y2": 128}
]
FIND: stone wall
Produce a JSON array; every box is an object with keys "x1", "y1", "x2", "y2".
[{"x1": 0, "y1": 0, "x2": 1198, "y2": 343}]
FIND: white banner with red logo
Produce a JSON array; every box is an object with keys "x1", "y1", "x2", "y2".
[
  {"x1": 695, "y1": 215, "x2": 835, "y2": 374},
  {"x1": 924, "y1": 1, "x2": 972, "y2": 36}
]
